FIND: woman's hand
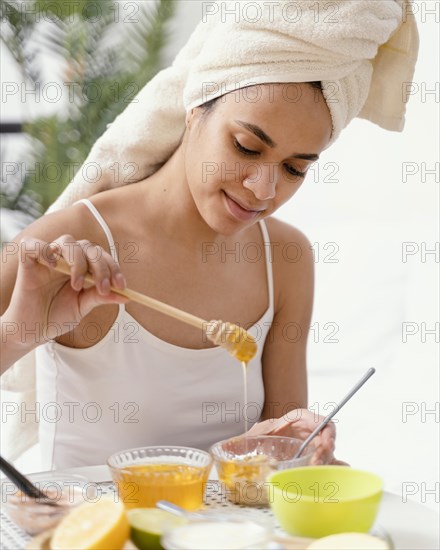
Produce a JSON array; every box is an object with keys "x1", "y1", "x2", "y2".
[
  {"x1": 247, "y1": 409, "x2": 348, "y2": 466},
  {"x1": 2, "y1": 236, "x2": 128, "y2": 348}
]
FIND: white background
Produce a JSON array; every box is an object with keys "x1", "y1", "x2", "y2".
[{"x1": 1, "y1": 0, "x2": 439, "y2": 517}]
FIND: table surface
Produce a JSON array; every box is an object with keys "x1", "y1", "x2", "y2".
[{"x1": 1, "y1": 464, "x2": 439, "y2": 550}]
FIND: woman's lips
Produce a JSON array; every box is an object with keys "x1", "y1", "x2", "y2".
[{"x1": 223, "y1": 192, "x2": 263, "y2": 222}]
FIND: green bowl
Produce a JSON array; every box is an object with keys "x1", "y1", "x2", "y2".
[{"x1": 267, "y1": 466, "x2": 383, "y2": 539}]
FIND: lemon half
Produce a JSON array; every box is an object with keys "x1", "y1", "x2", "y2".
[{"x1": 51, "y1": 497, "x2": 129, "y2": 550}]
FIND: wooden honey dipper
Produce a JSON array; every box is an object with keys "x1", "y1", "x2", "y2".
[{"x1": 45, "y1": 257, "x2": 257, "y2": 362}]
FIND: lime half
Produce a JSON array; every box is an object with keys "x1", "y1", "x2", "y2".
[{"x1": 128, "y1": 508, "x2": 187, "y2": 550}]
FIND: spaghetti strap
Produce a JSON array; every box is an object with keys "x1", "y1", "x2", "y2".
[
  {"x1": 258, "y1": 219, "x2": 275, "y2": 313},
  {"x1": 75, "y1": 198, "x2": 119, "y2": 263}
]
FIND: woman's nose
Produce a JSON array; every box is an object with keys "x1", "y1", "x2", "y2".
[{"x1": 242, "y1": 163, "x2": 278, "y2": 200}]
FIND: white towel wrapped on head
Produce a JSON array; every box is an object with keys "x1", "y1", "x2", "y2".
[
  {"x1": 47, "y1": 0, "x2": 419, "y2": 212},
  {"x1": 184, "y1": 0, "x2": 409, "y2": 134}
]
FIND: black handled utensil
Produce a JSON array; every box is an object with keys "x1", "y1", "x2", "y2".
[{"x1": 0, "y1": 455, "x2": 57, "y2": 505}]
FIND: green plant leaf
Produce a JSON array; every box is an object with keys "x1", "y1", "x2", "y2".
[{"x1": 2, "y1": 0, "x2": 176, "y2": 216}]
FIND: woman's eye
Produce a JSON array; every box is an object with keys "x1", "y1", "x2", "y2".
[
  {"x1": 284, "y1": 164, "x2": 306, "y2": 178},
  {"x1": 233, "y1": 138, "x2": 258, "y2": 156},
  {"x1": 234, "y1": 138, "x2": 306, "y2": 179}
]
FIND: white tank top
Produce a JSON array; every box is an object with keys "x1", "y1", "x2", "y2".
[{"x1": 36, "y1": 199, "x2": 275, "y2": 470}]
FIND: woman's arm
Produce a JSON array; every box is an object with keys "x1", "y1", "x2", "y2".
[
  {"x1": 250, "y1": 219, "x2": 339, "y2": 464},
  {"x1": 0, "y1": 208, "x2": 128, "y2": 375},
  {"x1": 260, "y1": 219, "x2": 314, "y2": 420},
  {"x1": 1, "y1": 205, "x2": 90, "y2": 315}
]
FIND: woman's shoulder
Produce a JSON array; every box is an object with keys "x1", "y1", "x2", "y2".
[
  {"x1": 12, "y1": 200, "x2": 97, "y2": 244},
  {"x1": 263, "y1": 216, "x2": 313, "y2": 254},
  {"x1": 86, "y1": 182, "x2": 146, "y2": 230},
  {"x1": 12, "y1": 185, "x2": 135, "y2": 252},
  {"x1": 87, "y1": 181, "x2": 139, "y2": 209},
  {"x1": 262, "y1": 217, "x2": 314, "y2": 312}
]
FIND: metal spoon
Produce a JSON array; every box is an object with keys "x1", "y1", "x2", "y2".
[
  {"x1": 0, "y1": 455, "x2": 58, "y2": 506},
  {"x1": 156, "y1": 500, "x2": 204, "y2": 518},
  {"x1": 293, "y1": 367, "x2": 376, "y2": 459}
]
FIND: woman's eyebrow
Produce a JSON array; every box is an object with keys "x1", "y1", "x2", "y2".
[
  {"x1": 235, "y1": 119, "x2": 276, "y2": 148},
  {"x1": 234, "y1": 120, "x2": 319, "y2": 161}
]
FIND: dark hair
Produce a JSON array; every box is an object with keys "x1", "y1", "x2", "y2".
[
  {"x1": 308, "y1": 81, "x2": 322, "y2": 91},
  {"x1": 200, "y1": 81, "x2": 322, "y2": 116}
]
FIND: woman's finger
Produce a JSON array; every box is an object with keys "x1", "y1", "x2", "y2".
[
  {"x1": 77, "y1": 240, "x2": 112, "y2": 295},
  {"x1": 19, "y1": 238, "x2": 59, "y2": 269},
  {"x1": 49, "y1": 234, "x2": 89, "y2": 291},
  {"x1": 76, "y1": 240, "x2": 126, "y2": 295},
  {"x1": 330, "y1": 457, "x2": 350, "y2": 466},
  {"x1": 48, "y1": 236, "x2": 126, "y2": 296},
  {"x1": 108, "y1": 259, "x2": 127, "y2": 290},
  {"x1": 246, "y1": 418, "x2": 282, "y2": 436},
  {"x1": 310, "y1": 426, "x2": 336, "y2": 464},
  {"x1": 78, "y1": 287, "x2": 129, "y2": 318},
  {"x1": 310, "y1": 441, "x2": 335, "y2": 465}
]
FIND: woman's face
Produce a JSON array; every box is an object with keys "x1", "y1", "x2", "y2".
[{"x1": 183, "y1": 83, "x2": 332, "y2": 235}]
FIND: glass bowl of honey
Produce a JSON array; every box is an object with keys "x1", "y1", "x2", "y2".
[
  {"x1": 210, "y1": 435, "x2": 316, "y2": 506},
  {"x1": 107, "y1": 446, "x2": 212, "y2": 511}
]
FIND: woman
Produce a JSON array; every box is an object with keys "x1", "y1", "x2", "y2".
[
  {"x1": 1, "y1": 1, "x2": 418, "y2": 469},
  {"x1": 2, "y1": 82, "x2": 336, "y2": 468}
]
